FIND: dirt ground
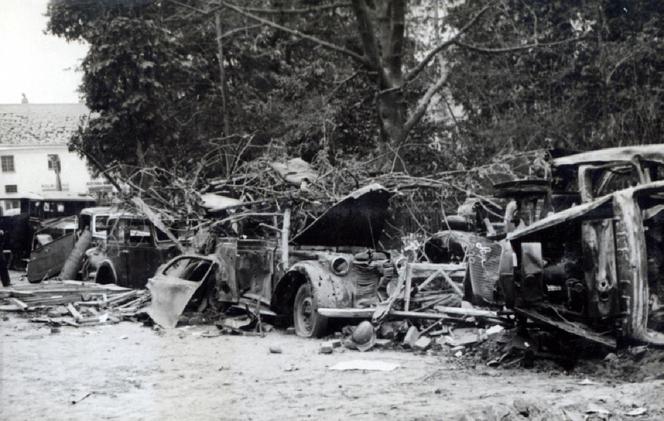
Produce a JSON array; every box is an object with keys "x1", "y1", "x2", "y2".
[{"x1": 1, "y1": 271, "x2": 664, "y2": 420}]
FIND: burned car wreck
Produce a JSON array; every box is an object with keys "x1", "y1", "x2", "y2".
[
  {"x1": 428, "y1": 145, "x2": 664, "y2": 347},
  {"x1": 147, "y1": 184, "x2": 397, "y2": 336},
  {"x1": 505, "y1": 146, "x2": 664, "y2": 347}
]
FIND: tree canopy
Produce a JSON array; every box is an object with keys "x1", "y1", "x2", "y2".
[{"x1": 47, "y1": 0, "x2": 664, "y2": 187}]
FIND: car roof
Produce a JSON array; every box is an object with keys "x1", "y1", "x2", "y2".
[
  {"x1": 79, "y1": 206, "x2": 113, "y2": 216},
  {"x1": 553, "y1": 144, "x2": 664, "y2": 169}
]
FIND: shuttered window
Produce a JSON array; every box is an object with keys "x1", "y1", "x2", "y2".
[{"x1": 1, "y1": 156, "x2": 14, "y2": 172}]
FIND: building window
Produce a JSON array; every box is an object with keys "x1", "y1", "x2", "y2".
[
  {"x1": 1, "y1": 155, "x2": 15, "y2": 172},
  {"x1": 47, "y1": 154, "x2": 60, "y2": 170},
  {"x1": 4, "y1": 185, "x2": 17, "y2": 193}
]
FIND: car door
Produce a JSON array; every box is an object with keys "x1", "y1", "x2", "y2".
[
  {"x1": 147, "y1": 255, "x2": 216, "y2": 328},
  {"x1": 120, "y1": 218, "x2": 163, "y2": 288},
  {"x1": 27, "y1": 231, "x2": 75, "y2": 282},
  {"x1": 215, "y1": 238, "x2": 239, "y2": 303}
]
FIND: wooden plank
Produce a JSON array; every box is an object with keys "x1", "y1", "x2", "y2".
[
  {"x1": 320, "y1": 305, "x2": 498, "y2": 319},
  {"x1": 10, "y1": 298, "x2": 29, "y2": 311},
  {"x1": 416, "y1": 268, "x2": 444, "y2": 291},
  {"x1": 404, "y1": 263, "x2": 412, "y2": 312},
  {"x1": 67, "y1": 304, "x2": 83, "y2": 322},
  {"x1": 439, "y1": 269, "x2": 464, "y2": 297},
  {"x1": 432, "y1": 305, "x2": 497, "y2": 317}
]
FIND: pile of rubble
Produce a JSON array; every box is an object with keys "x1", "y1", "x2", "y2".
[{"x1": 0, "y1": 280, "x2": 150, "y2": 328}]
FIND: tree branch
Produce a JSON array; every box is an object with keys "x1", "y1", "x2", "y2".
[
  {"x1": 167, "y1": 0, "x2": 216, "y2": 16},
  {"x1": 221, "y1": 1, "x2": 370, "y2": 66},
  {"x1": 237, "y1": 3, "x2": 351, "y2": 14},
  {"x1": 401, "y1": 72, "x2": 448, "y2": 142},
  {"x1": 454, "y1": 36, "x2": 587, "y2": 54},
  {"x1": 405, "y1": 2, "x2": 494, "y2": 82},
  {"x1": 221, "y1": 24, "x2": 263, "y2": 39},
  {"x1": 350, "y1": 0, "x2": 381, "y2": 69}
]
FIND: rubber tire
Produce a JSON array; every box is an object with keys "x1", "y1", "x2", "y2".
[{"x1": 293, "y1": 283, "x2": 328, "y2": 338}]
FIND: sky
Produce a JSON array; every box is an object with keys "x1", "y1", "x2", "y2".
[{"x1": 0, "y1": 0, "x2": 88, "y2": 104}]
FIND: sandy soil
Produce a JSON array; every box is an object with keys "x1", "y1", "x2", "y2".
[
  {"x1": 1, "y1": 311, "x2": 663, "y2": 421},
  {"x1": 1, "y1": 270, "x2": 663, "y2": 420}
]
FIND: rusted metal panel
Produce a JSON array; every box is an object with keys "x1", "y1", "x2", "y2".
[
  {"x1": 290, "y1": 183, "x2": 391, "y2": 247},
  {"x1": 581, "y1": 219, "x2": 617, "y2": 319},
  {"x1": 214, "y1": 238, "x2": 238, "y2": 303},
  {"x1": 27, "y1": 232, "x2": 75, "y2": 282},
  {"x1": 553, "y1": 144, "x2": 664, "y2": 169},
  {"x1": 613, "y1": 189, "x2": 664, "y2": 345},
  {"x1": 508, "y1": 196, "x2": 613, "y2": 241},
  {"x1": 285, "y1": 260, "x2": 353, "y2": 309}
]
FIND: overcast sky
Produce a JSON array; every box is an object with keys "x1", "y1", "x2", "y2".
[{"x1": 0, "y1": 0, "x2": 87, "y2": 104}]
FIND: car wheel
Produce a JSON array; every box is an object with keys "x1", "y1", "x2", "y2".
[{"x1": 293, "y1": 283, "x2": 327, "y2": 338}]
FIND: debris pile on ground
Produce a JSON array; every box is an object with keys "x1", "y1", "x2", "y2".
[{"x1": 0, "y1": 280, "x2": 150, "y2": 327}]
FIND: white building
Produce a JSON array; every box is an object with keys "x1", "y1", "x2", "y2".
[{"x1": 0, "y1": 103, "x2": 112, "y2": 213}]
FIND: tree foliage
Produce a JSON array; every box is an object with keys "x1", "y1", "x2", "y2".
[{"x1": 445, "y1": 0, "x2": 664, "y2": 165}]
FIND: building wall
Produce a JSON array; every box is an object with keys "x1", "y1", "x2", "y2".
[{"x1": 0, "y1": 144, "x2": 100, "y2": 196}]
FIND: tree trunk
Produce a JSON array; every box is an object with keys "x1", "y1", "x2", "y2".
[{"x1": 376, "y1": 87, "x2": 407, "y2": 171}]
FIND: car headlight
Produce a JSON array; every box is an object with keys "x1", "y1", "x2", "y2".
[{"x1": 330, "y1": 256, "x2": 351, "y2": 276}]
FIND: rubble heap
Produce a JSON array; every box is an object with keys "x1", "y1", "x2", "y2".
[{"x1": 0, "y1": 280, "x2": 150, "y2": 327}]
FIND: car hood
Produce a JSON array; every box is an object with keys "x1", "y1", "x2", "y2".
[{"x1": 290, "y1": 183, "x2": 392, "y2": 248}]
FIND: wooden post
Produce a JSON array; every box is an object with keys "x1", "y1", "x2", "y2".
[
  {"x1": 404, "y1": 263, "x2": 412, "y2": 311},
  {"x1": 281, "y1": 208, "x2": 291, "y2": 269}
]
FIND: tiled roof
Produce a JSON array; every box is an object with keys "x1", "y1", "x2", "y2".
[{"x1": 0, "y1": 103, "x2": 89, "y2": 146}]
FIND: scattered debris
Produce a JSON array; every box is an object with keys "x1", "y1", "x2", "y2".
[
  {"x1": 345, "y1": 321, "x2": 376, "y2": 352},
  {"x1": 71, "y1": 391, "x2": 96, "y2": 405},
  {"x1": 413, "y1": 336, "x2": 431, "y2": 351},
  {"x1": 586, "y1": 403, "x2": 611, "y2": 416},
  {"x1": 624, "y1": 407, "x2": 648, "y2": 417},
  {"x1": 0, "y1": 280, "x2": 150, "y2": 327},
  {"x1": 402, "y1": 326, "x2": 419, "y2": 348},
  {"x1": 269, "y1": 346, "x2": 282, "y2": 354}
]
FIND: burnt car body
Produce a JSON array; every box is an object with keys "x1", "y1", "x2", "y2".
[
  {"x1": 504, "y1": 145, "x2": 664, "y2": 347},
  {"x1": 419, "y1": 145, "x2": 664, "y2": 346},
  {"x1": 91, "y1": 212, "x2": 181, "y2": 288},
  {"x1": 148, "y1": 184, "x2": 395, "y2": 336}
]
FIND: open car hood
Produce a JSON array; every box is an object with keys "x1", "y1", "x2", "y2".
[{"x1": 290, "y1": 183, "x2": 391, "y2": 247}]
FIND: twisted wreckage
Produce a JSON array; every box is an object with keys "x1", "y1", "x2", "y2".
[
  {"x1": 146, "y1": 145, "x2": 664, "y2": 348},
  {"x1": 9, "y1": 145, "x2": 664, "y2": 349}
]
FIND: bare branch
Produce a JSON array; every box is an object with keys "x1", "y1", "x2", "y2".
[
  {"x1": 350, "y1": 0, "x2": 381, "y2": 68},
  {"x1": 402, "y1": 72, "x2": 448, "y2": 141},
  {"x1": 405, "y1": 3, "x2": 494, "y2": 82},
  {"x1": 221, "y1": 24, "x2": 263, "y2": 39},
  {"x1": 167, "y1": 0, "x2": 215, "y2": 15},
  {"x1": 222, "y1": 1, "x2": 370, "y2": 66},
  {"x1": 325, "y1": 70, "x2": 361, "y2": 103},
  {"x1": 237, "y1": 3, "x2": 351, "y2": 14},
  {"x1": 454, "y1": 36, "x2": 587, "y2": 54}
]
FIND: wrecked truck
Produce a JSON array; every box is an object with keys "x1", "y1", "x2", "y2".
[
  {"x1": 504, "y1": 145, "x2": 664, "y2": 347},
  {"x1": 430, "y1": 145, "x2": 664, "y2": 347},
  {"x1": 148, "y1": 184, "x2": 396, "y2": 336}
]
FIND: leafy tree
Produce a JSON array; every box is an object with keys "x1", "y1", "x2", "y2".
[{"x1": 444, "y1": 0, "x2": 664, "y2": 165}]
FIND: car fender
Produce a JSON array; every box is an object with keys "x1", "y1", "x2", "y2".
[
  {"x1": 94, "y1": 259, "x2": 118, "y2": 284},
  {"x1": 272, "y1": 260, "x2": 353, "y2": 314}
]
